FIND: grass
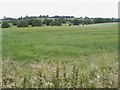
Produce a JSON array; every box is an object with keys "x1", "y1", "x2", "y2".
[{"x1": 2, "y1": 23, "x2": 118, "y2": 88}]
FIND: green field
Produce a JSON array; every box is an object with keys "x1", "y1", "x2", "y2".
[{"x1": 2, "y1": 23, "x2": 118, "y2": 88}]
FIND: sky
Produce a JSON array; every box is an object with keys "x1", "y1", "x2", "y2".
[{"x1": 0, "y1": 0, "x2": 119, "y2": 19}]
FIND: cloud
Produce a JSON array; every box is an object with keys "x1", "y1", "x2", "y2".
[{"x1": 0, "y1": 1, "x2": 118, "y2": 18}]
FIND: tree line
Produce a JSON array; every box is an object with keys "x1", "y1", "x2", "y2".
[{"x1": 1, "y1": 15, "x2": 119, "y2": 28}]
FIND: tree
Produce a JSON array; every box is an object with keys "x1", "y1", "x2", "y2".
[
  {"x1": 43, "y1": 19, "x2": 52, "y2": 26},
  {"x1": 17, "y1": 20, "x2": 29, "y2": 27},
  {"x1": 58, "y1": 18, "x2": 66, "y2": 23},
  {"x1": 82, "y1": 17, "x2": 93, "y2": 25},
  {"x1": 51, "y1": 20, "x2": 62, "y2": 26},
  {"x1": 12, "y1": 20, "x2": 18, "y2": 25},
  {"x1": 28, "y1": 19, "x2": 34, "y2": 25},
  {"x1": 93, "y1": 18, "x2": 105, "y2": 24},
  {"x1": 31, "y1": 19, "x2": 42, "y2": 27},
  {"x1": 1, "y1": 21, "x2": 11, "y2": 28},
  {"x1": 73, "y1": 19, "x2": 80, "y2": 25}
]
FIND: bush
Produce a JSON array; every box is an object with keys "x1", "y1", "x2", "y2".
[
  {"x1": 51, "y1": 20, "x2": 62, "y2": 26},
  {"x1": 1, "y1": 21, "x2": 11, "y2": 28},
  {"x1": 93, "y1": 18, "x2": 105, "y2": 24},
  {"x1": 82, "y1": 17, "x2": 93, "y2": 25},
  {"x1": 73, "y1": 19, "x2": 80, "y2": 25},
  {"x1": 17, "y1": 20, "x2": 29, "y2": 27},
  {"x1": 31, "y1": 19, "x2": 42, "y2": 27},
  {"x1": 43, "y1": 19, "x2": 52, "y2": 26},
  {"x1": 28, "y1": 19, "x2": 34, "y2": 25},
  {"x1": 58, "y1": 18, "x2": 66, "y2": 23},
  {"x1": 12, "y1": 20, "x2": 18, "y2": 25}
]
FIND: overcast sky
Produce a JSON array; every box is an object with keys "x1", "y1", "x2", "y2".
[{"x1": 0, "y1": 0, "x2": 119, "y2": 19}]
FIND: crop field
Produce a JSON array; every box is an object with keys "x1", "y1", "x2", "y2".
[{"x1": 2, "y1": 23, "x2": 118, "y2": 88}]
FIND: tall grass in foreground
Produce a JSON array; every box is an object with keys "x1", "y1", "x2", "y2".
[{"x1": 2, "y1": 52, "x2": 118, "y2": 88}]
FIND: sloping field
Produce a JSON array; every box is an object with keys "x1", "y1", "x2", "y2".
[{"x1": 2, "y1": 23, "x2": 118, "y2": 88}]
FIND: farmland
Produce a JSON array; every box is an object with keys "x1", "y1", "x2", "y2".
[{"x1": 2, "y1": 23, "x2": 118, "y2": 88}]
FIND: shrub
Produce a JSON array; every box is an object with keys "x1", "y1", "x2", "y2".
[
  {"x1": 93, "y1": 18, "x2": 105, "y2": 24},
  {"x1": 51, "y1": 20, "x2": 62, "y2": 26},
  {"x1": 28, "y1": 19, "x2": 34, "y2": 25},
  {"x1": 43, "y1": 19, "x2": 53, "y2": 26},
  {"x1": 1, "y1": 21, "x2": 11, "y2": 28},
  {"x1": 31, "y1": 19, "x2": 42, "y2": 27},
  {"x1": 73, "y1": 19, "x2": 81, "y2": 25},
  {"x1": 17, "y1": 20, "x2": 29, "y2": 27},
  {"x1": 82, "y1": 17, "x2": 93, "y2": 25},
  {"x1": 12, "y1": 20, "x2": 18, "y2": 25}
]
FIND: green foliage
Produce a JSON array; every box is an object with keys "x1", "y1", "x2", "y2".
[
  {"x1": 31, "y1": 19, "x2": 42, "y2": 27},
  {"x1": 82, "y1": 17, "x2": 93, "y2": 25},
  {"x1": 3, "y1": 15, "x2": 118, "y2": 27},
  {"x1": 51, "y1": 20, "x2": 62, "y2": 26},
  {"x1": 73, "y1": 19, "x2": 81, "y2": 25},
  {"x1": 93, "y1": 18, "x2": 105, "y2": 24},
  {"x1": 11, "y1": 20, "x2": 18, "y2": 25},
  {"x1": 17, "y1": 20, "x2": 29, "y2": 27},
  {"x1": 28, "y1": 19, "x2": 34, "y2": 25},
  {"x1": 58, "y1": 18, "x2": 66, "y2": 23},
  {"x1": 43, "y1": 19, "x2": 53, "y2": 26},
  {"x1": 1, "y1": 21, "x2": 11, "y2": 28}
]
